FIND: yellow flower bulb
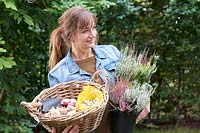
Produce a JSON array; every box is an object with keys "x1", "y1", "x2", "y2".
[{"x1": 77, "y1": 85, "x2": 103, "y2": 111}]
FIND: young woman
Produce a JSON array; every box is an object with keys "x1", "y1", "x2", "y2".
[{"x1": 48, "y1": 6, "x2": 120, "y2": 133}]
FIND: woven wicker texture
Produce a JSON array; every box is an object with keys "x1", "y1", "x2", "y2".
[{"x1": 21, "y1": 81, "x2": 109, "y2": 133}]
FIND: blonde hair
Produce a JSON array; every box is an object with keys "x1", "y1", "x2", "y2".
[{"x1": 49, "y1": 6, "x2": 97, "y2": 70}]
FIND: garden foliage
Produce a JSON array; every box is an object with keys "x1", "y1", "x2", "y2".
[{"x1": 0, "y1": 0, "x2": 199, "y2": 132}]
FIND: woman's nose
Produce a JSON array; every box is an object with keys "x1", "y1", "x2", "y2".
[{"x1": 89, "y1": 29, "x2": 96, "y2": 37}]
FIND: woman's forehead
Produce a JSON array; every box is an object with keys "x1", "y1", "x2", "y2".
[
  {"x1": 78, "y1": 19, "x2": 96, "y2": 29},
  {"x1": 77, "y1": 12, "x2": 96, "y2": 28},
  {"x1": 79, "y1": 23, "x2": 96, "y2": 29}
]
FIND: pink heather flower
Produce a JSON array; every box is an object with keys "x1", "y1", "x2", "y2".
[{"x1": 109, "y1": 45, "x2": 157, "y2": 113}]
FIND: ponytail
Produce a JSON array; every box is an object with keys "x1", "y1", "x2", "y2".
[{"x1": 48, "y1": 28, "x2": 68, "y2": 70}]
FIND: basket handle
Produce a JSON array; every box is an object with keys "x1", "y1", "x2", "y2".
[
  {"x1": 90, "y1": 69, "x2": 110, "y2": 90},
  {"x1": 20, "y1": 101, "x2": 40, "y2": 122}
]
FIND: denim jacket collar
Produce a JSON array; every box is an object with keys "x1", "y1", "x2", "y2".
[
  {"x1": 93, "y1": 46, "x2": 107, "y2": 59},
  {"x1": 65, "y1": 46, "x2": 107, "y2": 75},
  {"x1": 65, "y1": 50, "x2": 80, "y2": 74},
  {"x1": 93, "y1": 46, "x2": 107, "y2": 70},
  {"x1": 48, "y1": 45, "x2": 120, "y2": 87}
]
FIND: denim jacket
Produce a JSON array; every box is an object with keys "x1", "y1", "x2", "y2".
[{"x1": 48, "y1": 45, "x2": 120, "y2": 87}]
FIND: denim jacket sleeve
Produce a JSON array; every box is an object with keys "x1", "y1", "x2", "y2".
[{"x1": 48, "y1": 45, "x2": 120, "y2": 87}]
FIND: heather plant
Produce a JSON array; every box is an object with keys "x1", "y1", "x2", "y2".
[
  {"x1": 109, "y1": 45, "x2": 157, "y2": 112},
  {"x1": 115, "y1": 45, "x2": 157, "y2": 84}
]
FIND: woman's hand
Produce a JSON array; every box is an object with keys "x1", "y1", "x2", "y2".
[{"x1": 52, "y1": 125, "x2": 79, "y2": 133}]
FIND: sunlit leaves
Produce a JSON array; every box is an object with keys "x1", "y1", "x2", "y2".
[
  {"x1": 23, "y1": 14, "x2": 34, "y2": 26},
  {"x1": 0, "y1": 37, "x2": 16, "y2": 70},
  {"x1": 0, "y1": 57, "x2": 16, "y2": 70},
  {"x1": 0, "y1": 0, "x2": 200, "y2": 131},
  {"x1": 0, "y1": 48, "x2": 6, "y2": 52},
  {"x1": 9, "y1": 9, "x2": 34, "y2": 26},
  {"x1": 2, "y1": 0, "x2": 17, "y2": 10}
]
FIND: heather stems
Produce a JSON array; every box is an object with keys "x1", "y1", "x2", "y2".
[
  {"x1": 109, "y1": 45, "x2": 157, "y2": 112},
  {"x1": 115, "y1": 46, "x2": 157, "y2": 84}
]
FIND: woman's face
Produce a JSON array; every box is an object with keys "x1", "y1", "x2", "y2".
[{"x1": 72, "y1": 23, "x2": 97, "y2": 51}]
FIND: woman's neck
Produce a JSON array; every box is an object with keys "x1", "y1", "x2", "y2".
[{"x1": 71, "y1": 48, "x2": 94, "y2": 61}]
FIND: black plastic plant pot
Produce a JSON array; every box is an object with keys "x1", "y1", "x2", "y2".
[{"x1": 110, "y1": 110, "x2": 138, "y2": 133}]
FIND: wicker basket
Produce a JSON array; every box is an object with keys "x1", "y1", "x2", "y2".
[{"x1": 20, "y1": 81, "x2": 109, "y2": 133}]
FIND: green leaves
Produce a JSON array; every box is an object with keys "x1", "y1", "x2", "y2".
[
  {"x1": 23, "y1": 14, "x2": 34, "y2": 26},
  {"x1": 8, "y1": 9, "x2": 34, "y2": 26},
  {"x1": 0, "y1": 48, "x2": 7, "y2": 52},
  {"x1": 0, "y1": 38, "x2": 5, "y2": 45},
  {"x1": 0, "y1": 0, "x2": 199, "y2": 131},
  {"x1": 2, "y1": 0, "x2": 17, "y2": 10},
  {"x1": 0, "y1": 56, "x2": 16, "y2": 70},
  {"x1": 0, "y1": 37, "x2": 16, "y2": 70},
  {"x1": 0, "y1": 37, "x2": 6, "y2": 54},
  {"x1": 0, "y1": 124, "x2": 13, "y2": 133}
]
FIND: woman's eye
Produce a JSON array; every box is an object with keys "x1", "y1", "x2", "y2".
[
  {"x1": 82, "y1": 27, "x2": 96, "y2": 33},
  {"x1": 82, "y1": 29, "x2": 88, "y2": 33}
]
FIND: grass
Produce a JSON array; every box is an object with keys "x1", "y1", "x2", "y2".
[{"x1": 135, "y1": 128, "x2": 200, "y2": 133}]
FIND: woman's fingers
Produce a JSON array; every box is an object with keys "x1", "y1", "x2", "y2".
[
  {"x1": 62, "y1": 125, "x2": 73, "y2": 133},
  {"x1": 71, "y1": 125, "x2": 79, "y2": 133},
  {"x1": 52, "y1": 127, "x2": 56, "y2": 133},
  {"x1": 62, "y1": 125, "x2": 79, "y2": 133},
  {"x1": 52, "y1": 125, "x2": 79, "y2": 133}
]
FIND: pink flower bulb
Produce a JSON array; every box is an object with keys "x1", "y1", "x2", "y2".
[{"x1": 61, "y1": 99, "x2": 70, "y2": 107}]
